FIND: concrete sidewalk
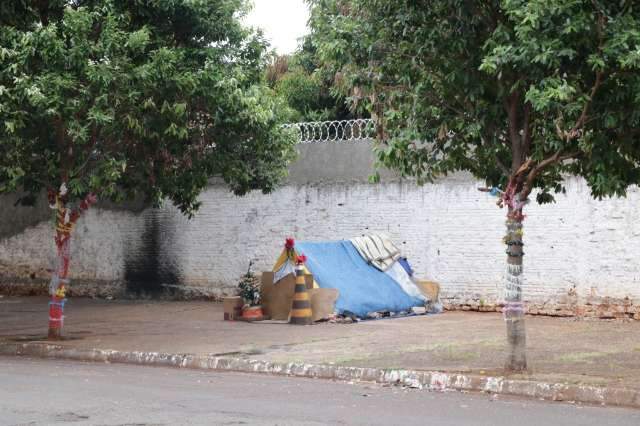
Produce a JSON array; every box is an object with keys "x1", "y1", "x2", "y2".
[{"x1": 1, "y1": 297, "x2": 639, "y2": 405}]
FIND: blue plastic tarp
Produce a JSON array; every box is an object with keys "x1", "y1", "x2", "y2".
[{"x1": 296, "y1": 240, "x2": 424, "y2": 318}]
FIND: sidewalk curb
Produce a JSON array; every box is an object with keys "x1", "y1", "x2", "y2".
[{"x1": 1, "y1": 342, "x2": 638, "y2": 408}]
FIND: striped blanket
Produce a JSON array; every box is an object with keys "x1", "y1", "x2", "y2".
[{"x1": 350, "y1": 233, "x2": 401, "y2": 272}]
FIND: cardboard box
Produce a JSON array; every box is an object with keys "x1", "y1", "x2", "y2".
[
  {"x1": 223, "y1": 296, "x2": 244, "y2": 321},
  {"x1": 308, "y1": 288, "x2": 339, "y2": 322},
  {"x1": 304, "y1": 274, "x2": 314, "y2": 289},
  {"x1": 261, "y1": 271, "x2": 338, "y2": 322},
  {"x1": 260, "y1": 271, "x2": 295, "y2": 320},
  {"x1": 416, "y1": 280, "x2": 440, "y2": 301}
]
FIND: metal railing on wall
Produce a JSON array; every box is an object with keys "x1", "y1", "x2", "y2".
[{"x1": 283, "y1": 119, "x2": 375, "y2": 144}]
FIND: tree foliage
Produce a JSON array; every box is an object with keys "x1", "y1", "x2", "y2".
[
  {"x1": 309, "y1": 0, "x2": 640, "y2": 202},
  {"x1": 0, "y1": 0, "x2": 296, "y2": 216},
  {"x1": 267, "y1": 37, "x2": 359, "y2": 122}
]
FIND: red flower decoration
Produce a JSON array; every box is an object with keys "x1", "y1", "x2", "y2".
[
  {"x1": 86, "y1": 193, "x2": 97, "y2": 205},
  {"x1": 285, "y1": 237, "x2": 295, "y2": 250},
  {"x1": 47, "y1": 188, "x2": 57, "y2": 205},
  {"x1": 296, "y1": 254, "x2": 307, "y2": 265},
  {"x1": 78, "y1": 193, "x2": 97, "y2": 211}
]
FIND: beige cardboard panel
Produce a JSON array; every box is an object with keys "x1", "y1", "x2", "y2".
[
  {"x1": 416, "y1": 280, "x2": 440, "y2": 301},
  {"x1": 223, "y1": 296, "x2": 244, "y2": 321},
  {"x1": 261, "y1": 271, "x2": 275, "y2": 287},
  {"x1": 308, "y1": 288, "x2": 339, "y2": 322},
  {"x1": 304, "y1": 274, "x2": 313, "y2": 290},
  {"x1": 261, "y1": 272, "x2": 296, "y2": 320}
]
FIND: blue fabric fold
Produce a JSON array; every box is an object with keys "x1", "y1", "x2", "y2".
[{"x1": 296, "y1": 240, "x2": 424, "y2": 317}]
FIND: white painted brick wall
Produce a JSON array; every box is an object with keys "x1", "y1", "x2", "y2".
[
  {"x1": 0, "y1": 208, "x2": 145, "y2": 282},
  {"x1": 2, "y1": 174, "x2": 640, "y2": 302}
]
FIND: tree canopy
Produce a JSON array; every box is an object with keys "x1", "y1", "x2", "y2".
[
  {"x1": 266, "y1": 36, "x2": 360, "y2": 122},
  {"x1": 309, "y1": 0, "x2": 640, "y2": 202},
  {"x1": 0, "y1": 0, "x2": 296, "y2": 216}
]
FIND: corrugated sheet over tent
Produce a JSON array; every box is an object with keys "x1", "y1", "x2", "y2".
[{"x1": 272, "y1": 236, "x2": 433, "y2": 318}]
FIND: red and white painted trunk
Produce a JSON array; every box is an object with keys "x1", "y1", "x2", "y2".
[
  {"x1": 47, "y1": 186, "x2": 96, "y2": 340},
  {"x1": 48, "y1": 233, "x2": 71, "y2": 339}
]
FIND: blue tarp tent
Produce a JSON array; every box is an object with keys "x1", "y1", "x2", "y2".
[{"x1": 296, "y1": 240, "x2": 424, "y2": 317}]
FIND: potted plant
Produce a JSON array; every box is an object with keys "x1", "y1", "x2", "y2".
[{"x1": 238, "y1": 261, "x2": 263, "y2": 320}]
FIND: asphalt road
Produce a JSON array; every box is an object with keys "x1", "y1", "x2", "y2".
[{"x1": 1, "y1": 357, "x2": 639, "y2": 426}]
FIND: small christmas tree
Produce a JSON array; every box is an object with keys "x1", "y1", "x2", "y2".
[{"x1": 238, "y1": 261, "x2": 261, "y2": 306}]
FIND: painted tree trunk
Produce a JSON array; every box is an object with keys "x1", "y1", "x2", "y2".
[
  {"x1": 46, "y1": 189, "x2": 96, "y2": 340},
  {"x1": 504, "y1": 210, "x2": 527, "y2": 371},
  {"x1": 48, "y1": 210, "x2": 73, "y2": 340}
]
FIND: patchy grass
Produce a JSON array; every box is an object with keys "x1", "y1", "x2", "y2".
[
  {"x1": 555, "y1": 352, "x2": 607, "y2": 363},
  {"x1": 328, "y1": 354, "x2": 378, "y2": 365},
  {"x1": 391, "y1": 340, "x2": 503, "y2": 363},
  {"x1": 403, "y1": 339, "x2": 502, "y2": 353},
  {"x1": 427, "y1": 342, "x2": 479, "y2": 362},
  {"x1": 438, "y1": 349, "x2": 478, "y2": 362},
  {"x1": 239, "y1": 346, "x2": 265, "y2": 356}
]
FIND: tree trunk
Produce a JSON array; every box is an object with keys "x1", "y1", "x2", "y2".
[
  {"x1": 504, "y1": 210, "x2": 527, "y2": 371},
  {"x1": 46, "y1": 189, "x2": 95, "y2": 340},
  {"x1": 48, "y1": 205, "x2": 73, "y2": 340},
  {"x1": 47, "y1": 188, "x2": 96, "y2": 340}
]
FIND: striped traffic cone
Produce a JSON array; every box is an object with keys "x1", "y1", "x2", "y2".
[{"x1": 289, "y1": 262, "x2": 313, "y2": 325}]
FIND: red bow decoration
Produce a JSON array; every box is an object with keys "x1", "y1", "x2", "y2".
[
  {"x1": 295, "y1": 254, "x2": 307, "y2": 265},
  {"x1": 79, "y1": 193, "x2": 97, "y2": 211},
  {"x1": 285, "y1": 237, "x2": 295, "y2": 250}
]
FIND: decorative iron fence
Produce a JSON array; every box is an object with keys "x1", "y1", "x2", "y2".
[{"x1": 283, "y1": 119, "x2": 375, "y2": 143}]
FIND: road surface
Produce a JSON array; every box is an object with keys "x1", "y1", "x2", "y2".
[{"x1": 1, "y1": 357, "x2": 638, "y2": 425}]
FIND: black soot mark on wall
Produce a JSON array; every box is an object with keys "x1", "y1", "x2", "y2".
[{"x1": 124, "y1": 212, "x2": 180, "y2": 297}]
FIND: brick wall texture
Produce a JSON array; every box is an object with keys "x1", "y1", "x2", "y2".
[{"x1": 1, "y1": 142, "x2": 639, "y2": 319}]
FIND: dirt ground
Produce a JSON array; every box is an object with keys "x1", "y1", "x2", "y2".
[{"x1": 1, "y1": 297, "x2": 638, "y2": 389}]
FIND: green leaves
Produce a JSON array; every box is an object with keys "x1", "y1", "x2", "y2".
[
  {"x1": 309, "y1": 0, "x2": 640, "y2": 201},
  {"x1": 126, "y1": 27, "x2": 151, "y2": 52},
  {"x1": 0, "y1": 0, "x2": 296, "y2": 215},
  {"x1": 267, "y1": 36, "x2": 358, "y2": 122}
]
